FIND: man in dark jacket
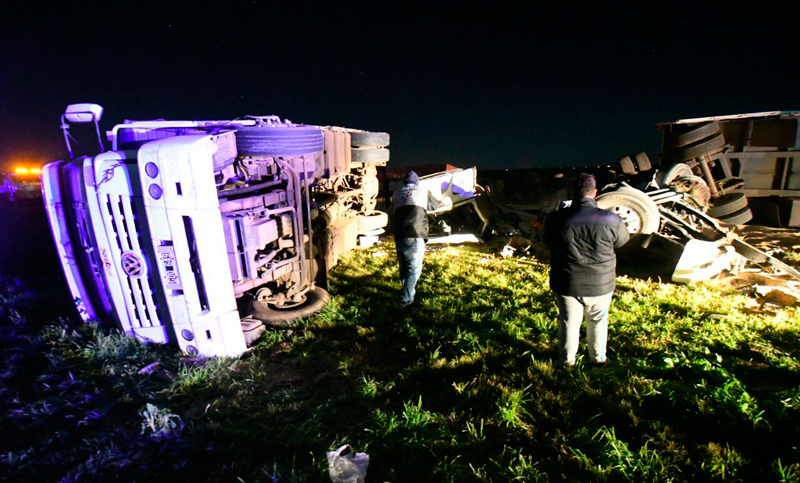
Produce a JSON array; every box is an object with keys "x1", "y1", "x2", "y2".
[
  {"x1": 392, "y1": 171, "x2": 429, "y2": 309},
  {"x1": 544, "y1": 173, "x2": 629, "y2": 369}
]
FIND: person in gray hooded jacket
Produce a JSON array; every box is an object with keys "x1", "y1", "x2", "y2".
[{"x1": 392, "y1": 171, "x2": 429, "y2": 308}]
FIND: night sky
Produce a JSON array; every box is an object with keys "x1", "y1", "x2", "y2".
[{"x1": 1, "y1": 2, "x2": 797, "y2": 172}]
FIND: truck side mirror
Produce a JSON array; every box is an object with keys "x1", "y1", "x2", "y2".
[
  {"x1": 61, "y1": 103, "x2": 106, "y2": 158},
  {"x1": 65, "y1": 103, "x2": 104, "y2": 123}
]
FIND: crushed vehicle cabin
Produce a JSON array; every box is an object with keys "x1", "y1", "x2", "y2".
[{"x1": 42, "y1": 103, "x2": 389, "y2": 357}]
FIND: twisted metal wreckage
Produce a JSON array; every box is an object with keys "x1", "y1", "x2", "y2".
[
  {"x1": 40, "y1": 105, "x2": 799, "y2": 358},
  {"x1": 595, "y1": 111, "x2": 800, "y2": 283}
]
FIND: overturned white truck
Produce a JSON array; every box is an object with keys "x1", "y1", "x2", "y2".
[{"x1": 43, "y1": 104, "x2": 389, "y2": 357}]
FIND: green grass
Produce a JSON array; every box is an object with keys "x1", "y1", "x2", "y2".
[{"x1": 1, "y1": 242, "x2": 799, "y2": 482}]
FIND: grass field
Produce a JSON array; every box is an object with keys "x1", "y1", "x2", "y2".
[{"x1": 1, "y1": 241, "x2": 799, "y2": 482}]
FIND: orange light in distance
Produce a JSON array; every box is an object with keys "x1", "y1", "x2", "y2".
[{"x1": 13, "y1": 167, "x2": 30, "y2": 174}]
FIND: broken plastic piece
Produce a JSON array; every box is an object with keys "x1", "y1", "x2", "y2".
[{"x1": 327, "y1": 445, "x2": 369, "y2": 483}]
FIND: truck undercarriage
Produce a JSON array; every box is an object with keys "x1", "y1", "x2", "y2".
[
  {"x1": 43, "y1": 104, "x2": 389, "y2": 357},
  {"x1": 596, "y1": 111, "x2": 800, "y2": 282}
]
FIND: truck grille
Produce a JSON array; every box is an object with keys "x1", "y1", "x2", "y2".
[{"x1": 103, "y1": 193, "x2": 163, "y2": 329}]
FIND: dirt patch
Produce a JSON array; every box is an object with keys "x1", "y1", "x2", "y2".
[
  {"x1": 735, "y1": 225, "x2": 800, "y2": 267},
  {"x1": 708, "y1": 225, "x2": 800, "y2": 304}
]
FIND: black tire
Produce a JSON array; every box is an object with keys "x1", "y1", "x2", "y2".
[
  {"x1": 236, "y1": 125, "x2": 324, "y2": 156},
  {"x1": 357, "y1": 210, "x2": 389, "y2": 232},
  {"x1": 717, "y1": 206, "x2": 753, "y2": 226},
  {"x1": 350, "y1": 131, "x2": 390, "y2": 147},
  {"x1": 707, "y1": 192, "x2": 748, "y2": 218},
  {"x1": 669, "y1": 134, "x2": 726, "y2": 162},
  {"x1": 634, "y1": 152, "x2": 652, "y2": 172},
  {"x1": 666, "y1": 121, "x2": 720, "y2": 149},
  {"x1": 247, "y1": 287, "x2": 330, "y2": 327},
  {"x1": 351, "y1": 147, "x2": 390, "y2": 163},
  {"x1": 596, "y1": 188, "x2": 661, "y2": 235},
  {"x1": 618, "y1": 156, "x2": 636, "y2": 174}
]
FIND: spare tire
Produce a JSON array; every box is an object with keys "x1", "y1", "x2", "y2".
[
  {"x1": 359, "y1": 228, "x2": 385, "y2": 237},
  {"x1": 247, "y1": 287, "x2": 330, "y2": 327},
  {"x1": 236, "y1": 124, "x2": 324, "y2": 157},
  {"x1": 350, "y1": 131, "x2": 390, "y2": 147},
  {"x1": 357, "y1": 210, "x2": 389, "y2": 232},
  {"x1": 351, "y1": 147, "x2": 390, "y2": 163},
  {"x1": 666, "y1": 121, "x2": 720, "y2": 149}
]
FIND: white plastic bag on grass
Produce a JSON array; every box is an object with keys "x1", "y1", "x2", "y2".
[{"x1": 327, "y1": 444, "x2": 369, "y2": 483}]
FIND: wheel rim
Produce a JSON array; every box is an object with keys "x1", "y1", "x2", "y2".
[
  {"x1": 268, "y1": 294, "x2": 308, "y2": 310},
  {"x1": 596, "y1": 189, "x2": 661, "y2": 235},
  {"x1": 608, "y1": 205, "x2": 643, "y2": 233}
]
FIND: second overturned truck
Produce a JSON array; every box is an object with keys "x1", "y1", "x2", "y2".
[{"x1": 43, "y1": 104, "x2": 390, "y2": 358}]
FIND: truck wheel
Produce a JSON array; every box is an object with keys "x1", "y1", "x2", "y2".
[
  {"x1": 717, "y1": 206, "x2": 753, "y2": 226},
  {"x1": 707, "y1": 192, "x2": 748, "y2": 218},
  {"x1": 359, "y1": 172, "x2": 379, "y2": 212},
  {"x1": 669, "y1": 134, "x2": 726, "y2": 162},
  {"x1": 596, "y1": 188, "x2": 661, "y2": 236},
  {"x1": 359, "y1": 228, "x2": 385, "y2": 237},
  {"x1": 350, "y1": 131, "x2": 390, "y2": 147},
  {"x1": 247, "y1": 287, "x2": 330, "y2": 327},
  {"x1": 351, "y1": 147, "x2": 390, "y2": 163},
  {"x1": 666, "y1": 121, "x2": 720, "y2": 149},
  {"x1": 236, "y1": 125, "x2": 324, "y2": 156},
  {"x1": 634, "y1": 152, "x2": 652, "y2": 172},
  {"x1": 618, "y1": 156, "x2": 636, "y2": 174},
  {"x1": 656, "y1": 163, "x2": 694, "y2": 187},
  {"x1": 357, "y1": 210, "x2": 389, "y2": 232}
]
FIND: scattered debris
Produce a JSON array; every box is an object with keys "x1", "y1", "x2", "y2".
[
  {"x1": 498, "y1": 235, "x2": 536, "y2": 258},
  {"x1": 755, "y1": 285, "x2": 800, "y2": 307},
  {"x1": 427, "y1": 234, "x2": 482, "y2": 245},
  {"x1": 327, "y1": 445, "x2": 369, "y2": 483},
  {"x1": 137, "y1": 361, "x2": 160, "y2": 376},
  {"x1": 136, "y1": 361, "x2": 175, "y2": 381},
  {"x1": 672, "y1": 240, "x2": 743, "y2": 283}
]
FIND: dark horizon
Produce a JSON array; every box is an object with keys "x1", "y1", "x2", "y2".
[{"x1": 2, "y1": 2, "x2": 797, "y2": 172}]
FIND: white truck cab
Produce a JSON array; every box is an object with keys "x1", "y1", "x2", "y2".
[{"x1": 43, "y1": 104, "x2": 389, "y2": 357}]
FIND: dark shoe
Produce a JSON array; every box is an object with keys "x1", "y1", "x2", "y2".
[{"x1": 590, "y1": 360, "x2": 608, "y2": 371}]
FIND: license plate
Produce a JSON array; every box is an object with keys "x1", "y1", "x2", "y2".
[{"x1": 157, "y1": 246, "x2": 182, "y2": 290}]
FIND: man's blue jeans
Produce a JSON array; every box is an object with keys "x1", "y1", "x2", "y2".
[{"x1": 395, "y1": 237, "x2": 425, "y2": 306}]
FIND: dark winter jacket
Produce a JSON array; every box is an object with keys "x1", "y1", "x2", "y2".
[
  {"x1": 544, "y1": 197, "x2": 630, "y2": 296},
  {"x1": 392, "y1": 183, "x2": 429, "y2": 240}
]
